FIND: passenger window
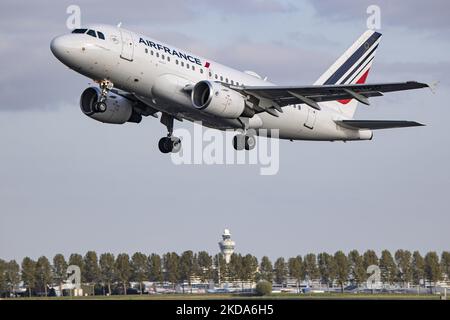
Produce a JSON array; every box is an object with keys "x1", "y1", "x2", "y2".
[
  {"x1": 220, "y1": 76, "x2": 223, "y2": 81},
  {"x1": 181, "y1": 61, "x2": 184, "y2": 67},
  {"x1": 151, "y1": 50, "x2": 154, "y2": 55},
  {"x1": 162, "y1": 54, "x2": 165, "y2": 60},
  {"x1": 226, "y1": 78, "x2": 229, "y2": 83},
  {"x1": 209, "y1": 72, "x2": 212, "y2": 77},
  {"x1": 215, "y1": 74, "x2": 218, "y2": 80},
  {"x1": 200, "y1": 69, "x2": 204, "y2": 74},
  {"x1": 156, "y1": 52, "x2": 159, "y2": 58},
  {"x1": 86, "y1": 29, "x2": 96, "y2": 38},
  {"x1": 231, "y1": 80, "x2": 234, "y2": 85},
  {"x1": 145, "y1": 48, "x2": 148, "y2": 54},
  {"x1": 176, "y1": 60, "x2": 179, "y2": 65},
  {"x1": 192, "y1": 66, "x2": 195, "y2": 71},
  {"x1": 97, "y1": 31, "x2": 105, "y2": 40},
  {"x1": 186, "y1": 63, "x2": 190, "y2": 69},
  {"x1": 72, "y1": 29, "x2": 87, "y2": 34},
  {"x1": 167, "y1": 56, "x2": 170, "y2": 62}
]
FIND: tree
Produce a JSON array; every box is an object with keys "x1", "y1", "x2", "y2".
[
  {"x1": 53, "y1": 254, "x2": 67, "y2": 295},
  {"x1": 348, "y1": 250, "x2": 366, "y2": 285},
  {"x1": 148, "y1": 254, "x2": 163, "y2": 284},
  {"x1": 255, "y1": 280, "x2": 272, "y2": 296},
  {"x1": 441, "y1": 251, "x2": 450, "y2": 282},
  {"x1": 21, "y1": 257, "x2": 36, "y2": 297},
  {"x1": 35, "y1": 256, "x2": 52, "y2": 296},
  {"x1": 131, "y1": 252, "x2": 148, "y2": 294},
  {"x1": 274, "y1": 257, "x2": 288, "y2": 286},
  {"x1": 163, "y1": 252, "x2": 180, "y2": 288},
  {"x1": 241, "y1": 254, "x2": 258, "y2": 288},
  {"x1": 395, "y1": 250, "x2": 412, "y2": 287},
  {"x1": 5, "y1": 260, "x2": 20, "y2": 296},
  {"x1": 259, "y1": 256, "x2": 273, "y2": 282},
  {"x1": 99, "y1": 253, "x2": 115, "y2": 295},
  {"x1": 362, "y1": 250, "x2": 378, "y2": 270},
  {"x1": 197, "y1": 251, "x2": 213, "y2": 283},
  {"x1": 318, "y1": 253, "x2": 336, "y2": 288},
  {"x1": 179, "y1": 251, "x2": 196, "y2": 292},
  {"x1": 115, "y1": 253, "x2": 131, "y2": 295},
  {"x1": 228, "y1": 254, "x2": 243, "y2": 284},
  {"x1": 213, "y1": 254, "x2": 227, "y2": 284},
  {"x1": 379, "y1": 250, "x2": 397, "y2": 285},
  {"x1": 424, "y1": 251, "x2": 441, "y2": 290},
  {"x1": 68, "y1": 253, "x2": 85, "y2": 282},
  {"x1": 288, "y1": 256, "x2": 303, "y2": 292},
  {"x1": 84, "y1": 251, "x2": 100, "y2": 290},
  {"x1": 411, "y1": 251, "x2": 425, "y2": 286},
  {"x1": 334, "y1": 251, "x2": 349, "y2": 293},
  {"x1": 303, "y1": 253, "x2": 319, "y2": 285},
  {"x1": 0, "y1": 259, "x2": 7, "y2": 297}
]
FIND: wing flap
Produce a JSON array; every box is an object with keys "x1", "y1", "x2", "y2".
[{"x1": 335, "y1": 120, "x2": 425, "y2": 130}]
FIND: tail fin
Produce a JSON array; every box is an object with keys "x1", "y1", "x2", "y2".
[{"x1": 315, "y1": 30, "x2": 382, "y2": 118}]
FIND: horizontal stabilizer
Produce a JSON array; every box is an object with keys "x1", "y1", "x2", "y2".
[{"x1": 335, "y1": 120, "x2": 425, "y2": 130}]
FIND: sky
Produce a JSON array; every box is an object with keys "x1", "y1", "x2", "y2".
[{"x1": 0, "y1": 0, "x2": 449, "y2": 262}]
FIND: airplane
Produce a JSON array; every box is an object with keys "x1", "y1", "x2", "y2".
[{"x1": 50, "y1": 24, "x2": 428, "y2": 153}]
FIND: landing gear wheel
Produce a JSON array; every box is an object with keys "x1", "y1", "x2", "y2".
[
  {"x1": 244, "y1": 135, "x2": 256, "y2": 150},
  {"x1": 158, "y1": 137, "x2": 182, "y2": 154},
  {"x1": 158, "y1": 137, "x2": 172, "y2": 154},
  {"x1": 233, "y1": 134, "x2": 246, "y2": 151},
  {"x1": 233, "y1": 134, "x2": 257, "y2": 151},
  {"x1": 94, "y1": 101, "x2": 107, "y2": 113},
  {"x1": 171, "y1": 137, "x2": 182, "y2": 153}
]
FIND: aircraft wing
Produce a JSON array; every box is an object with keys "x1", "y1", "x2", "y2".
[
  {"x1": 335, "y1": 120, "x2": 425, "y2": 130},
  {"x1": 231, "y1": 81, "x2": 428, "y2": 113}
]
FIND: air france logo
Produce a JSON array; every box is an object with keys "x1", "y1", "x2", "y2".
[{"x1": 139, "y1": 38, "x2": 210, "y2": 68}]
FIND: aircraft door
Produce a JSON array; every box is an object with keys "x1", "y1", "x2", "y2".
[
  {"x1": 120, "y1": 29, "x2": 134, "y2": 61},
  {"x1": 304, "y1": 108, "x2": 317, "y2": 129}
]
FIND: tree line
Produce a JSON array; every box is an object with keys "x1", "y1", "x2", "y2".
[{"x1": 0, "y1": 249, "x2": 449, "y2": 297}]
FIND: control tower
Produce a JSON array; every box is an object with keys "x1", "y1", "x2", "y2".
[{"x1": 218, "y1": 229, "x2": 235, "y2": 264}]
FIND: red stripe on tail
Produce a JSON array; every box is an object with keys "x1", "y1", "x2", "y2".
[{"x1": 338, "y1": 69, "x2": 370, "y2": 104}]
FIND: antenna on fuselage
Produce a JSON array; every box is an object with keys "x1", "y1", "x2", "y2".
[{"x1": 117, "y1": 22, "x2": 122, "y2": 28}]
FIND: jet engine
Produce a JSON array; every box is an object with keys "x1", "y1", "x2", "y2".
[
  {"x1": 191, "y1": 81, "x2": 247, "y2": 118},
  {"x1": 79, "y1": 87, "x2": 142, "y2": 124}
]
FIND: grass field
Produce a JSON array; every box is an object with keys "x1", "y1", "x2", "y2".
[{"x1": 2, "y1": 293, "x2": 445, "y2": 300}]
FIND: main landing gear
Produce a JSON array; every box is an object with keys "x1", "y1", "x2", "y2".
[
  {"x1": 232, "y1": 132, "x2": 256, "y2": 151},
  {"x1": 94, "y1": 80, "x2": 114, "y2": 113},
  {"x1": 158, "y1": 113, "x2": 181, "y2": 154}
]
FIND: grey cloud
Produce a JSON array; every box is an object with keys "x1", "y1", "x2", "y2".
[
  {"x1": 201, "y1": 0, "x2": 298, "y2": 15},
  {"x1": 308, "y1": 0, "x2": 450, "y2": 30}
]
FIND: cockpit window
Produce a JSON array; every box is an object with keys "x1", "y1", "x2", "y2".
[
  {"x1": 97, "y1": 31, "x2": 105, "y2": 40},
  {"x1": 72, "y1": 29, "x2": 87, "y2": 34},
  {"x1": 86, "y1": 29, "x2": 96, "y2": 38}
]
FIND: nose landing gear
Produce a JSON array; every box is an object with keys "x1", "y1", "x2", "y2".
[{"x1": 94, "y1": 80, "x2": 114, "y2": 113}]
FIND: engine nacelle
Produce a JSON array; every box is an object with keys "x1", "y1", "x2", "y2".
[
  {"x1": 80, "y1": 87, "x2": 142, "y2": 124},
  {"x1": 191, "y1": 81, "x2": 246, "y2": 118}
]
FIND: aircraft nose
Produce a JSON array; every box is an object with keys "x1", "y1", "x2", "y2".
[{"x1": 50, "y1": 35, "x2": 72, "y2": 61}]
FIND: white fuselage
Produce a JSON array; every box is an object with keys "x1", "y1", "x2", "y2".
[{"x1": 50, "y1": 24, "x2": 372, "y2": 141}]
